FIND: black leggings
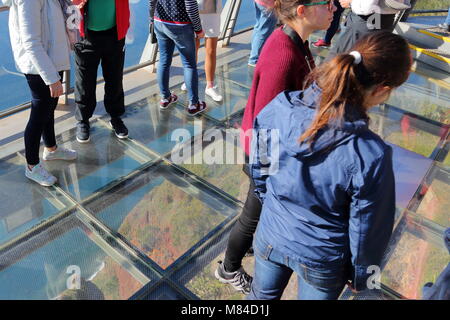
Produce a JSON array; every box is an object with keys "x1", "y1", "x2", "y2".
[
  {"x1": 24, "y1": 72, "x2": 63, "y2": 165},
  {"x1": 223, "y1": 164, "x2": 262, "y2": 273}
]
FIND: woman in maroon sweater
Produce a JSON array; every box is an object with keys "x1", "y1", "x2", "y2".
[{"x1": 215, "y1": 0, "x2": 336, "y2": 294}]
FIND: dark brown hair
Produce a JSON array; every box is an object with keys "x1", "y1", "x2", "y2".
[
  {"x1": 300, "y1": 31, "x2": 412, "y2": 145},
  {"x1": 273, "y1": 0, "x2": 313, "y2": 23}
]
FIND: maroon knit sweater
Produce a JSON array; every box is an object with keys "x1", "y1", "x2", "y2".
[{"x1": 241, "y1": 27, "x2": 315, "y2": 155}]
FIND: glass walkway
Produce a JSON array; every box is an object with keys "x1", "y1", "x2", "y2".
[{"x1": 0, "y1": 4, "x2": 449, "y2": 300}]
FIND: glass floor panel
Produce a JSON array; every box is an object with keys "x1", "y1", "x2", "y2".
[
  {"x1": 173, "y1": 75, "x2": 250, "y2": 123},
  {"x1": 119, "y1": 95, "x2": 214, "y2": 156},
  {"x1": 42, "y1": 122, "x2": 152, "y2": 202},
  {"x1": 387, "y1": 70, "x2": 450, "y2": 122},
  {"x1": 216, "y1": 55, "x2": 254, "y2": 89},
  {"x1": 0, "y1": 213, "x2": 149, "y2": 300},
  {"x1": 84, "y1": 162, "x2": 240, "y2": 270},
  {"x1": 368, "y1": 105, "x2": 445, "y2": 159},
  {"x1": 382, "y1": 217, "x2": 449, "y2": 300},
  {"x1": 180, "y1": 128, "x2": 250, "y2": 203},
  {"x1": 414, "y1": 163, "x2": 449, "y2": 227},
  {"x1": 0, "y1": 154, "x2": 73, "y2": 246}
]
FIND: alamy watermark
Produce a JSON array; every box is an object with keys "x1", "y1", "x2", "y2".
[
  {"x1": 66, "y1": 265, "x2": 81, "y2": 290},
  {"x1": 366, "y1": 265, "x2": 382, "y2": 290}
]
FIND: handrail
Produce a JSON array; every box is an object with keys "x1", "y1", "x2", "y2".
[
  {"x1": 410, "y1": 9, "x2": 449, "y2": 14},
  {"x1": 0, "y1": 6, "x2": 8, "y2": 12}
]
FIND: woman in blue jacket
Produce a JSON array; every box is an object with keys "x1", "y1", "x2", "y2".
[{"x1": 248, "y1": 31, "x2": 412, "y2": 300}]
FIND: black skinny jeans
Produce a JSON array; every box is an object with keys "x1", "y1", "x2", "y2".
[
  {"x1": 24, "y1": 72, "x2": 63, "y2": 166},
  {"x1": 223, "y1": 162, "x2": 262, "y2": 273},
  {"x1": 74, "y1": 27, "x2": 126, "y2": 122}
]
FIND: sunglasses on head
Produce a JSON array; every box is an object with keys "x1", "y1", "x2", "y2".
[{"x1": 303, "y1": 0, "x2": 334, "y2": 12}]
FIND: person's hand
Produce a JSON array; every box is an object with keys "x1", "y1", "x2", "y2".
[
  {"x1": 339, "y1": 0, "x2": 352, "y2": 8},
  {"x1": 196, "y1": 30, "x2": 205, "y2": 39},
  {"x1": 72, "y1": 0, "x2": 88, "y2": 9},
  {"x1": 49, "y1": 81, "x2": 64, "y2": 98},
  {"x1": 346, "y1": 281, "x2": 359, "y2": 294}
]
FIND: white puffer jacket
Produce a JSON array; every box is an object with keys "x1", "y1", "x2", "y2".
[{"x1": 2, "y1": 0, "x2": 70, "y2": 85}]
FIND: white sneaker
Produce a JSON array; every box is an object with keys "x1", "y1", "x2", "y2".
[
  {"x1": 25, "y1": 163, "x2": 57, "y2": 187},
  {"x1": 205, "y1": 86, "x2": 223, "y2": 102},
  {"x1": 43, "y1": 147, "x2": 77, "y2": 161},
  {"x1": 181, "y1": 83, "x2": 187, "y2": 92}
]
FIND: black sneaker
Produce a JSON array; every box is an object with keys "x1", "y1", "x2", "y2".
[
  {"x1": 76, "y1": 121, "x2": 90, "y2": 143},
  {"x1": 214, "y1": 260, "x2": 252, "y2": 295},
  {"x1": 109, "y1": 117, "x2": 129, "y2": 139},
  {"x1": 187, "y1": 101, "x2": 207, "y2": 116}
]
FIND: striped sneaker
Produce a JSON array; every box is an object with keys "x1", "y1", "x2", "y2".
[{"x1": 214, "y1": 260, "x2": 252, "y2": 295}]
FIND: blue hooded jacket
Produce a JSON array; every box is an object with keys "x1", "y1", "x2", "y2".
[{"x1": 251, "y1": 83, "x2": 396, "y2": 291}]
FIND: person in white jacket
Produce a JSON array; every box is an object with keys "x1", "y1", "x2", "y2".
[
  {"x1": 329, "y1": 0, "x2": 410, "y2": 57},
  {"x1": 3, "y1": 0, "x2": 77, "y2": 187}
]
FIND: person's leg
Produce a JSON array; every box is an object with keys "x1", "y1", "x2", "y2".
[
  {"x1": 74, "y1": 37, "x2": 101, "y2": 122},
  {"x1": 205, "y1": 37, "x2": 218, "y2": 88},
  {"x1": 154, "y1": 21, "x2": 176, "y2": 100},
  {"x1": 248, "y1": 2, "x2": 277, "y2": 66},
  {"x1": 100, "y1": 31, "x2": 126, "y2": 120},
  {"x1": 41, "y1": 72, "x2": 65, "y2": 151},
  {"x1": 438, "y1": 7, "x2": 450, "y2": 30},
  {"x1": 328, "y1": 12, "x2": 368, "y2": 58},
  {"x1": 324, "y1": 0, "x2": 345, "y2": 43},
  {"x1": 23, "y1": 74, "x2": 58, "y2": 186},
  {"x1": 296, "y1": 265, "x2": 347, "y2": 300},
  {"x1": 171, "y1": 25, "x2": 199, "y2": 105},
  {"x1": 247, "y1": 235, "x2": 292, "y2": 300},
  {"x1": 24, "y1": 74, "x2": 59, "y2": 166},
  {"x1": 223, "y1": 175, "x2": 262, "y2": 272},
  {"x1": 203, "y1": 36, "x2": 223, "y2": 102},
  {"x1": 446, "y1": 7, "x2": 450, "y2": 25}
]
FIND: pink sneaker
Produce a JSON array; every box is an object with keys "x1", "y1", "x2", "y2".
[{"x1": 312, "y1": 39, "x2": 331, "y2": 48}]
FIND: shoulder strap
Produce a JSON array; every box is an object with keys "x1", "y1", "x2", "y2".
[{"x1": 282, "y1": 24, "x2": 314, "y2": 72}]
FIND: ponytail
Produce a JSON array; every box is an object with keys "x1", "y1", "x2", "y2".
[{"x1": 300, "y1": 31, "x2": 412, "y2": 145}]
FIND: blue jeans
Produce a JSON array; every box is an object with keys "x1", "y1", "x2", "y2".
[
  {"x1": 445, "y1": 7, "x2": 450, "y2": 25},
  {"x1": 247, "y1": 232, "x2": 347, "y2": 300},
  {"x1": 248, "y1": 2, "x2": 277, "y2": 66},
  {"x1": 154, "y1": 21, "x2": 199, "y2": 104}
]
